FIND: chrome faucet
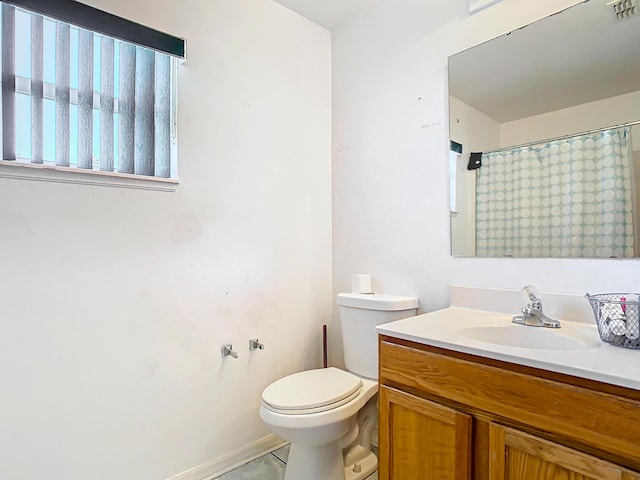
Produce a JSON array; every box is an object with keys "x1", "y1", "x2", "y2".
[{"x1": 512, "y1": 285, "x2": 561, "y2": 328}]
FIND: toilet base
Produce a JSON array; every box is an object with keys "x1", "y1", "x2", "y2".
[
  {"x1": 284, "y1": 443, "x2": 344, "y2": 480},
  {"x1": 344, "y1": 451, "x2": 377, "y2": 480},
  {"x1": 284, "y1": 443, "x2": 377, "y2": 480}
]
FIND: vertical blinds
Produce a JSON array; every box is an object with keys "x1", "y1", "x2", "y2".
[{"x1": 1, "y1": 2, "x2": 179, "y2": 179}]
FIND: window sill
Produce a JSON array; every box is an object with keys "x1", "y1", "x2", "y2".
[{"x1": 0, "y1": 160, "x2": 179, "y2": 192}]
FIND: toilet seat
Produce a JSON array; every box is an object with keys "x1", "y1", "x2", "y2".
[
  {"x1": 262, "y1": 367, "x2": 363, "y2": 415},
  {"x1": 260, "y1": 375, "x2": 378, "y2": 435}
]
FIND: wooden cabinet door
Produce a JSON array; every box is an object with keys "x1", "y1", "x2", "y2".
[
  {"x1": 378, "y1": 385, "x2": 472, "y2": 480},
  {"x1": 489, "y1": 423, "x2": 640, "y2": 480}
]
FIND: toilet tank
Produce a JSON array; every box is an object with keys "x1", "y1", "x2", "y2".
[{"x1": 337, "y1": 293, "x2": 418, "y2": 380}]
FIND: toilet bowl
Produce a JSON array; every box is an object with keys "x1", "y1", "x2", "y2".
[
  {"x1": 260, "y1": 292, "x2": 418, "y2": 480},
  {"x1": 261, "y1": 368, "x2": 378, "y2": 480}
]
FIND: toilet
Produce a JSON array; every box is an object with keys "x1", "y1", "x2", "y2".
[{"x1": 260, "y1": 292, "x2": 418, "y2": 480}]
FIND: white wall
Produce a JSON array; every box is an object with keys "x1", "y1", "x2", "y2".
[
  {"x1": 450, "y1": 95, "x2": 501, "y2": 153},
  {"x1": 449, "y1": 95, "x2": 501, "y2": 256},
  {"x1": 501, "y1": 90, "x2": 640, "y2": 150},
  {"x1": 0, "y1": 1, "x2": 331, "y2": 479},
  {"x1": 331, "y1": 0, "x2": 640, "y2": 365},
  {"x1": 636, "y1": 151, "x2": 640, "y2": 254}
]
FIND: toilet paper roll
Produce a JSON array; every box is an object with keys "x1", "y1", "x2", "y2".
[
  {"x1": 352, "y1": 274, "x2": 372, "y2": 294},
  {"x1": 609, "y1": 319, "x2": 627, "y2": 336},
  {"x1": 601, "y1": 301, "x2": 628, "y2": 338}
]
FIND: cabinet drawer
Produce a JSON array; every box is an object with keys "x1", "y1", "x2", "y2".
[{"x1": 379, "y1": 338, "x2": 640, "y2": 469}]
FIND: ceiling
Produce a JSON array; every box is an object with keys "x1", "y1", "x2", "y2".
[
  {"x1": 271, "y1": 0, "x2": 370, "y2": 29},
  {"x1": 272, "y1": 0, "x2": 640, "y2": 124}
]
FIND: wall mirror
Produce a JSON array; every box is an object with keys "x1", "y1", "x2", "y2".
[{"x1": 448, "y1": 0, "x2": 640, "y2": 258}]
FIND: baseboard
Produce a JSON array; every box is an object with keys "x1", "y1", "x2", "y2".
[{"x1": 166, "y1": 434, "x2": 287, "y2": 480}]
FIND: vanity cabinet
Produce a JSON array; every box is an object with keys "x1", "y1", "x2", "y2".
[{"x1": 378, "y1": 335, "x2": 640, "y2": 480}]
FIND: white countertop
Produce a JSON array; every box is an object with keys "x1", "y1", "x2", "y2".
[{"x1": 377, "y1": 306, "x2": 640, "y2": 391}]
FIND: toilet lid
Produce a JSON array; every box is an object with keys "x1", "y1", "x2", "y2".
[{"x1": 262, "y1": 367, "x2": 362, "y2": 413}]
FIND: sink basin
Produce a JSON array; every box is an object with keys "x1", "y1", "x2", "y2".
[{"x1": 458, "y1": 324, "x2": 600, "y2": 350}]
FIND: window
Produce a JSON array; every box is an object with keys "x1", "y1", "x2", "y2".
[
  {"x1": 0, "y1": 0, "x2": 185, "y2": 189},
  {"x1": 450, "y1": 141, "x2": 462, "y2": 214}
]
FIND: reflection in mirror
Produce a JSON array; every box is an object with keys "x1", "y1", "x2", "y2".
[{"x1": 448, "y1": 0, "x2": 640, "y2": 258}]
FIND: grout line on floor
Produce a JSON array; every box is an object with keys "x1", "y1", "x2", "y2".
[
  {"x1": 271, "y1": 444, "x2": 290, "y2": 465},
  {"x1": 270, "y1": 452, "x2": 286, "y2": 466}
]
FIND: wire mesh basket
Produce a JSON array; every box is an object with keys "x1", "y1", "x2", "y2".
[{"x1": 585, "y1": 293, "x2": 640, "y2": 349}]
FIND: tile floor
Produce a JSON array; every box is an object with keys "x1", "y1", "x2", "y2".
[{"x1": 215, "y1": 444, "x2": 378, "y2": 480}]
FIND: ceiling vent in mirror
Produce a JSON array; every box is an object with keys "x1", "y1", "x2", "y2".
[{"x1": 607, "y1": 0, "x2": 638, "y2": 21}]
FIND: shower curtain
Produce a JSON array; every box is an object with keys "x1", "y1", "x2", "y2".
[{"x1": 475, "y1": 127, "x2": 635, "y2": 258}]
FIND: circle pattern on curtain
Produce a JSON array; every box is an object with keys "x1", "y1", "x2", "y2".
[{"x1": 475, "y1": 127, "x2": 634, "y2": 258}]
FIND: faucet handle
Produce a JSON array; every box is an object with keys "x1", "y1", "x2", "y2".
[
  {"x1": 249, "y1": 338, "x2": 264, "y2": 350},
  {"x1": 521, "y1": 285, "x2": 542, "y2": 308}
]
